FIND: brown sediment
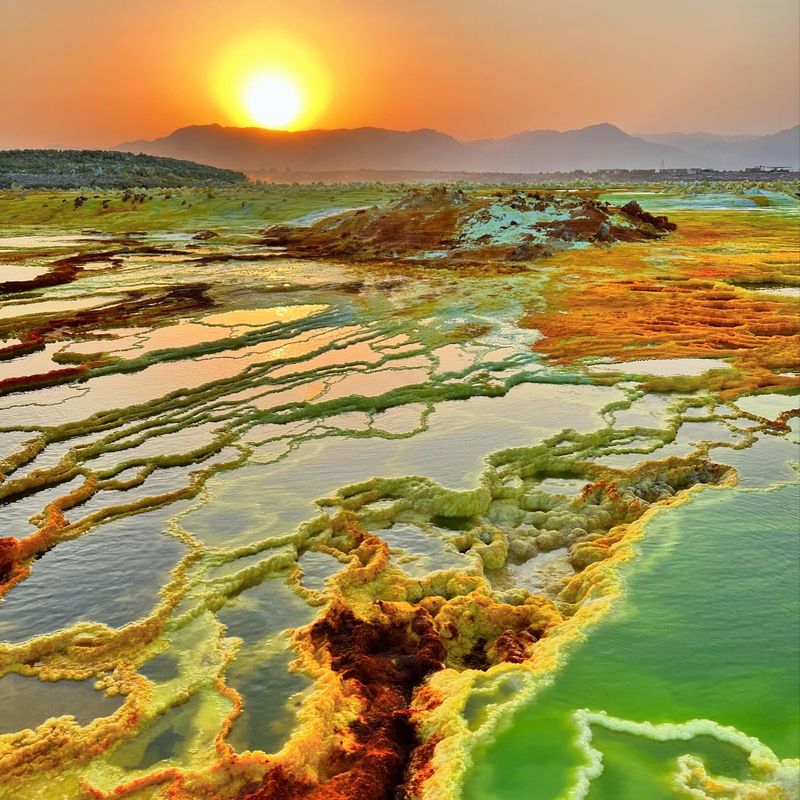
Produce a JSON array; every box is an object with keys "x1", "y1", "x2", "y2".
[
  {"x1": 618, "y1": 200, "x2": 677, "y2": 233},
  {"x1": 228, "y1": 601, "x2": 447, "y2": 800},
  {"x1": 0, "y1": 261, "x2": 84, "y2": 295},
  {"x1": 0, "y1": 476, "x2": 97, "y2": 597},
  {"x1": 190, "y1": 251, "x2": 290, "y2": 265},
  {"x1": 0, "y1": 282, "x2": 217, "y2": 397},
  {"x1": 401, "y1": 736, "x2": 442, "y2": 800},
  {"x1": 521, "y1": 277, "x2": 800, "y2": 396},
  {"x1": 0, "y1": 537, "x2": 18, "y2": 582},
  {"x1": 0, "y1": 248, "x2": 127, "y2": 295},
  {"x1": 0, "y1": 282, "x2": 215, "y2": 342},
  {"x1": 517, "y1": 204, "x2": 800, "y2": 398},
  {"x1": 0, "y1": 332, "x2": 47, "y2": 361},
  {"x1": 261, "y1": 187, "x2": 676, "y2": 265},
  {"x1": 0, "y1": 363, "x2": 91, "y2": 394},
  {"x1": 263, "y1": 187, "x2": 473, "y2": 261}
]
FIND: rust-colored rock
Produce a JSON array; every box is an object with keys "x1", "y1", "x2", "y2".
[
  {"x1": 0, "y1": 537, "x2": 19, "y2": 582},
  {"x1": 238, "y1": 604, "x2": 446, "y2": 800}
]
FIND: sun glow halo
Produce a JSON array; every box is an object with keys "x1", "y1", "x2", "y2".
[{"x1": 212, "y1": 35, "x2": 329, "y2": 131}]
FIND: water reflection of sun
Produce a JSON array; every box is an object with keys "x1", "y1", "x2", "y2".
[{"x1": 212, "y1": 34, "x2": 329, "y2": 130}]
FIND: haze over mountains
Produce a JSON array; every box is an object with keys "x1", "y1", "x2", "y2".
[{"x1": 116, "y1": 123, "x2": 800, "y2": 175}]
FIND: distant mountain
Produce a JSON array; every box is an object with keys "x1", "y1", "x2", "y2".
[
  {"x1": 116, "y1": 122, "x2": 800, "y2": 174},
  {"x1": 734, "y1": 126, "x2": 800, "y2": 169},
  {"x1": 640, "y1": 132, "x2": 758, "y2": 148},
  {"x1": 0, "y1": 149, "x2": 247, "y2": 188},
  {"x1": 640, "y1": 127, "x2": 800, "y2": 169},
  {"x1": 117, "y1": 125, "x2": 467, "y2": 172},
  {"x1": 466, "y1": 123, "x2": 687, "y2": 171}
]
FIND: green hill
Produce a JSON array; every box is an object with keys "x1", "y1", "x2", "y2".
[{"x1": 0, "y1": 149, "x2": 248, "y2": 188}]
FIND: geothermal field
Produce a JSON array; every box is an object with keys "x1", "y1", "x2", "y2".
[{"x1": 0, "y1": 182, "x2": 798, "y2": 800}]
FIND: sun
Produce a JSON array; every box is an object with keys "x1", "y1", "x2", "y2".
[
  {"x1": 211, "y1": 34, "x2": 329, "y2": 131},
  {"x1": 243, "y1": 73, "x2": 302, "y2": 129}
]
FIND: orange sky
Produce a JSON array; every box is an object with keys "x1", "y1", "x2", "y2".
[{"x1": 1, "y1": 0, "x2": 798, "y2": 148}]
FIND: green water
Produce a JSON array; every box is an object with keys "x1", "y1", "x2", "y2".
[{"x1": 465, "y1": 484, "x2": 800, "y2": 799}]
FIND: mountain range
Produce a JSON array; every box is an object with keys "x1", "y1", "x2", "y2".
[{"x1": 116, "y1": 122, "x2": 800, "y2": 174}]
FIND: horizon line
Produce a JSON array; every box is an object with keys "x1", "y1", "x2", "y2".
[{"x1": 3, "y1": 119, "x2": 799, "y2": 153}]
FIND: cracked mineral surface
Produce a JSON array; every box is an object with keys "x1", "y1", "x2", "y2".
[{"x1": 0, "y1": 183, "x2": 797, "y2": 800}]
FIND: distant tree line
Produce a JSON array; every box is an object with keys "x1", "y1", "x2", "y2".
[{"x1": 0, "y1": 149, "x2": 248, "y2": 188}]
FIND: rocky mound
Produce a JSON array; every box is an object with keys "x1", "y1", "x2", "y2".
[{"x1": 263, "y1": 187, "x2": 677, "y2": 265}]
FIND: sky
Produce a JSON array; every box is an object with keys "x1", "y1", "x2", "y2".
[{"x1": 1, "y1": 0, "x2": 798, "y2": 149}]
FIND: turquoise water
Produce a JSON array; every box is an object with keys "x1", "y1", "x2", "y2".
[{"x1": 465, "y1": 484, "x2": 800, "y2": 799}]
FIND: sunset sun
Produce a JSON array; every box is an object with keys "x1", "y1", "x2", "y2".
[
  {"x1": 243, "y1": 73, "x2": 302, "y2": 128},
  {"x1": 212, "y1": 34, "x2": 329, "y2": 131}
]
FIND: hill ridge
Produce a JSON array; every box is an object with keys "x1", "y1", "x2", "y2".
[{"x1": 115, "y1": 122, "x2": 800, "y2": 172}]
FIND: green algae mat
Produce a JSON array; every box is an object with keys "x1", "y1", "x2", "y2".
[{"x1": 0, "y1": 183, "x2": 797, "y2": 800}]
